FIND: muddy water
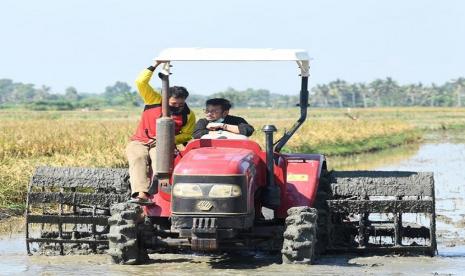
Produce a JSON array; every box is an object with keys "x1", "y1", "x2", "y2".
[
  {"x1": 330, "y1": 129, "x2": 465, "y2": 248},
  {"x1": 1, "y1": 130, "x2": 465, "y2": 275}
]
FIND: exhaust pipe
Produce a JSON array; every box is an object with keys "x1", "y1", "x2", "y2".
[
  {"x1": 261, "y1": 125, "x2": 281, "y2": 209},
  {"x1": 155, "y1": 117, "x2": 175, "y2": 175},
  {"x1": 155, "y1": 64, "x2": 175, "y2": 192}
]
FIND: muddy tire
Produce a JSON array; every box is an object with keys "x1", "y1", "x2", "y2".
[
  {"x1": 314, "y1": 168, "x2": 330, "y2": 254},
  {"x1": 281, "y1": 206, "x2": 318, "y2": 264},
  {"x1": 107, "y1": 202, "x2": 148, "y2": 265}
]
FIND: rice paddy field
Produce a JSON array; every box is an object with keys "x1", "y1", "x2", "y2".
[{"x1": 1, "y1": 107, "x2": 465, "y2": 210}]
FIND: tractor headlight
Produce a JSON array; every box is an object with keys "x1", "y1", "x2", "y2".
[
  {"x1": 208, "y1": 184, "x2": 242, "y2": 198},
  {"x1": 172, "y1": 183, "x2": 203, "y2": 198}
]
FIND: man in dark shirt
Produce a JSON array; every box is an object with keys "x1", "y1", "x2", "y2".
[{"x1": 193, "y1": 98, "x2": 254, "y2": 139}]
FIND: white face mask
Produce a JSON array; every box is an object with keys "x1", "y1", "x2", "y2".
[{"x1": 212, "y1": 118, "x2": 224, "y2": 123}]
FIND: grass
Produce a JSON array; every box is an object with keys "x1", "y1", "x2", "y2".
[
  {"x1": 1, "y1": 106, "x2": 465, "y2": 211},
  {"x1": 292, "y1": 131, "x2": 421, "y2": 156}
]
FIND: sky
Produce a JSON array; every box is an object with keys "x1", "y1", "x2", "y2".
[{"x1": 1, "y1": 0, "x2": 464, "y2": 95}]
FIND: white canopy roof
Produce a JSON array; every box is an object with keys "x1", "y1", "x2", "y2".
[
  {"x1": 154, "y1": 48, "x2": 310, "y2": 76},
  {"x1": 155, "y1": 48, "x2": 309, "y2": 61}
]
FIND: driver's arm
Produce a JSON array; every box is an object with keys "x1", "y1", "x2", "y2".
[
  {"x1": 223, "y1": 117, "x2": 254, "y2": 137},
  {"x1": 222, "y1": 124, "x2": 240, "y2": 134},
  {"x1": 135, "y1": 63, "x2": 164, "y2": 104}
]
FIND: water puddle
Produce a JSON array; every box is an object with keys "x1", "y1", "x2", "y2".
[{"x1": 374, "y1": 142, "x2": 465, "y2": 248}]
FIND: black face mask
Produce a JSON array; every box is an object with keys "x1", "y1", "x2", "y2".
[{"x1": 169, "y1": 106, "x2": 183, "y2": 115}]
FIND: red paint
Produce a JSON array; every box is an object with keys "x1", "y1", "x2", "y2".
[
  {"x1": 144, "y1": 138, "x2": 325, "y2": 220},
  {"x1": 174, "y1": 147, "x2": 257, "y2": 175},
  {"x1": 279, "y1": 154, "x2": 325, "y2": 216},
  {"x1": 144, "y1": 192, "x2": 172, "y2": 217}
]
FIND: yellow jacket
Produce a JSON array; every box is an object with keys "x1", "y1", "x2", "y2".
[{"x1": 134, "y1": 69, "x2": 195, "y2": 145}]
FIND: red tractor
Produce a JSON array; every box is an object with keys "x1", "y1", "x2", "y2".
[{"x1": 26, "y1": 48, "x2": 436, "y2": 264}]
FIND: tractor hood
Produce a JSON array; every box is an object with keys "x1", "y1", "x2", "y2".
[{"x1": 174, "y1": 147, "x2": 257, "y2": 176}]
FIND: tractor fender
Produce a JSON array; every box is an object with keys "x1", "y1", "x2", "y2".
[{"x1": 276, "y1": 154, "x2": 326, "y2": 218}]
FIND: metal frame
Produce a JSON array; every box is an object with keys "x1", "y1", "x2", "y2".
[{"x1": 154, "y1": 48, "x2": 311, "y2": 153}]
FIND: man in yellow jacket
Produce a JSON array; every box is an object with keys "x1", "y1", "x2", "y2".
[{"x1": 127, "y1": 61, "x2": 195, "y2": 205}]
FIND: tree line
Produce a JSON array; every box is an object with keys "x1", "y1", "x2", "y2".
[
  {"x1": 311, "y1": 77, "x2": 465, "y2": 108},
  {"x1": 0, "y1": 79, "x2": 140, "y2": 110},
  {"x1": 1, "y1": 77, "x2": 464, "y2": 110}
]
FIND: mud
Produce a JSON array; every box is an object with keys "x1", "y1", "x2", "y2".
[
  {"x1": 455, "y1": 219, "x2": 465, "y2": 228},
  {"x1": 0, "y1": 217, "x2": 24, "y2": 235},
  {"x1": 2, "y1": 234, "x2": 465, "y2": 275},
  {"x1": 329, "y1": 171, "x2": 434, "y2": 197},
  {"x1": 327, "y1": 199, "x2": 433, "y2": 213},
  {"x1": 281, "y1": 207, "x2": 317, "y2": 264},
  {"x1": 25, "y1": 167, "x2": 131, "y2": 256},
  {"x1": 31, "y1": 166, "x2": 129, "y2": 192},
  {"x1": 0, "y1": 208, "x2": 22, "y2": 221},
  {"x1": 27, "y1": 192, "x2": 127, "y2": 206}
]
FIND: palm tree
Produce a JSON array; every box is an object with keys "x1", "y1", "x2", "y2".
[
  {"x1": 328, "y1": 79, "x2": 347, "y2": 108},
  {"x1": 382, "y1": 77, "x2": 400, "y2": 106},
  {"x1": 369, "y1": 79, "x2": 384, "y2": 107},
  {"x1": 311, "y1": 84, "x2": 330, "y2": 107},
  {"x1": 404, "y1": 84, "x2": 416, "y2": 106},
  {"x1": 355, "y1": 83, "x2": 369, "y2": 108},
  {"x1": 451, "y1": 77, "x2": 465, "y2": 107}
]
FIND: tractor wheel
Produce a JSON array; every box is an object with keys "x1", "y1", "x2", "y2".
[
  {"x1": 281, "y1": 206, "x2": 318, "y2": 264},
  {"x1": 314, "y1": 168, "x2": 331, "y2": 254},
  {"x1": 107, "y1": 202, "x2": 149, "y2": 265}
]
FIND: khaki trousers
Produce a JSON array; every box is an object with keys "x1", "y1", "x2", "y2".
[{"x1": 125, "y1": 140, "x2": 157, "y2": 197}]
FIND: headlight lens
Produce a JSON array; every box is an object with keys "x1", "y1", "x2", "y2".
[
  {"x1": 172, "y1": 183, "x2": 203, "y2": 198},
  {"x1": 208, "y1": 184, "x2": 242, "y2": 198},
  {"x1": 172, "y1": 183, "x2": 242, "y2": 198}
]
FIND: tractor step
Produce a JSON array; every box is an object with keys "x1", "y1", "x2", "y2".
[{"x1": 25, "y1": 166, "x2": 130, "y2": 255}]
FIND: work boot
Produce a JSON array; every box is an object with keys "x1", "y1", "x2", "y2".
[
  {"x1": 128, "y1": 192, "x2": 154, "y2": 206},
  {"x1": 127, "y1": 197, "x2": 154, "y2": 206}
]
